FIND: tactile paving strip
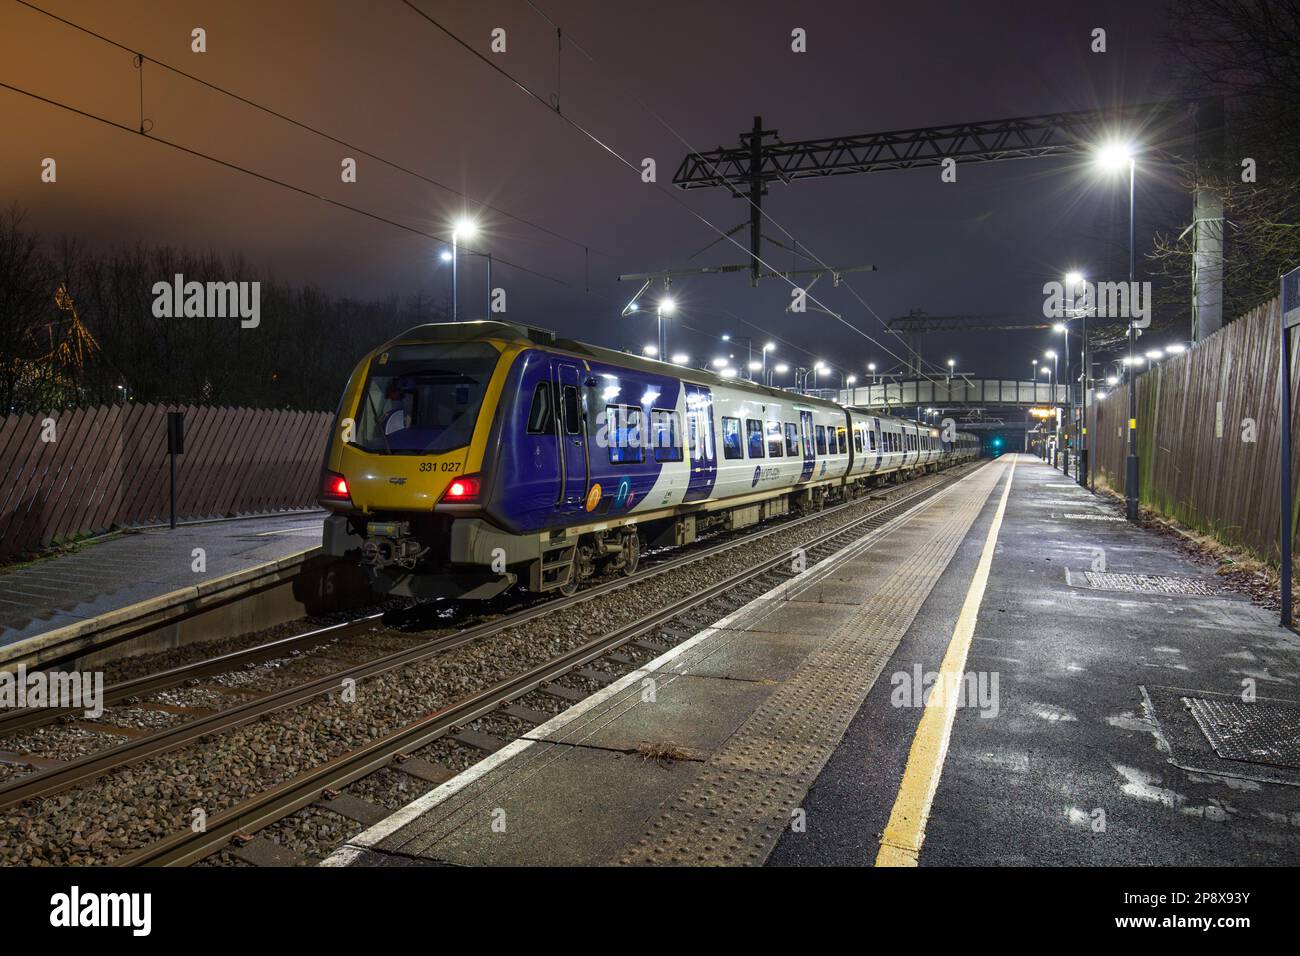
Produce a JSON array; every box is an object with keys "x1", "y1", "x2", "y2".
[
  {"x1": 618, "y1": 461, "x2": 1007, "y2": 866},
  {"x1": 1084, "y1": 571, "x2": 1218, "y2": 595},
  {"x1": 1183, "y1": 697, "x2": 1300, "y2": 770}
]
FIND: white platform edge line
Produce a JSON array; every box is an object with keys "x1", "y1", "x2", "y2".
[{"x1": 321, "y1": 461, "x2": 996, "y2": 865}]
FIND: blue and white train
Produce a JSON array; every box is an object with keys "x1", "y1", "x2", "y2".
[{"x1": 318, "y1": 321, "x2": 979, "y2": 599}]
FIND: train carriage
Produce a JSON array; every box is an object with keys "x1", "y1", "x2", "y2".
[{"x1": 319, "y1": 321, "x2": 978, "y2": 601}]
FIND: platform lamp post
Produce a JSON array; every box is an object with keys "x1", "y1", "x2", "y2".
[
  {"x1": 1098, "y1": 141, "x2": 1140, "y2": 521},
  {"x1": 1045, "y1": 369, "x2": 1055, "y2": 465},
  {"x1": 772, "y1": 362, "x2": 789, "y2": 388},
  {"x1": 1065, "y1": 270, "x2": 1090, "y2": 489},
  {"x1": 847, "y1": 374, "x2": 858, "y2": 404},
  {"x1": 1046, "y1": 348, "x2": 1064, "y2": 474},
  {"x1": 761, "y1": 342, "x2": 775, "y2": 384},
  {"x1": 1279, "y1": 264, "x2": 1300, "y2": 626}
]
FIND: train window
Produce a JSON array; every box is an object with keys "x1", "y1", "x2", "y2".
[
  {"x1": 854, "y1": 429, "x2": 864, "y2": 453},
  {"x1": 355, "y1": 342, "x2": 499, "y2": 455},
  {"x1": 837, "y1": 427, "x2": 848, "y2": 452},
  {"x1": 721, "y1": 417, "x2": 743, "y2": 460},
  {"x1": 606, "y1": 405, "x2": 643, "y2": 464},
  {"x1": 827, "y1": 427, "x2": 837, "y2": 455},
  {"x1": 766, "y1": 421, "x2": 783, "y2": 457},
  {"x1": 562, "y1": 385, "x2": 582, "y2": 435},
  {"x1": 526, "y1": 382, "x2": 555, "y2": 435},
  {"x1": 784, "y1": 423, "x2": 799, "y2": 457},
  {"x1": 747, "y1": 419, "x2": 764, "y2": 458},
  {"x1": 802, "y1": 422, "x2": 814, "y2": 457},
  {"x1": 867, "y1": 430, "x2": 876, "y2": 451},
  {"x1": 652, "y1": 409, "x2": 681, "y2": 462},
  {"x1": 816, "y1": 425, "x2": 827, "y2": 455}
]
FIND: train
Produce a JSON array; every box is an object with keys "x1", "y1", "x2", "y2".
[{"x1": 318, "y1": 321, "x2": 980, "y2": 600}]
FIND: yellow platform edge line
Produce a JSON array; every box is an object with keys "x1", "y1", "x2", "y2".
[{"x1": 875, "y1": 454, "x2": 1019, "y2": 867}]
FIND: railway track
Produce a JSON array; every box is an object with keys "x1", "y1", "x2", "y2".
[
  {"x1": 118, "y1": 462, "x2": 980, "y2": 866},
  {"x1": 0, "y1": 461, "x2": 981, "y2": 864}
]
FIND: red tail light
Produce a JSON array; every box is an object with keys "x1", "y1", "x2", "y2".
[
  {"x1": 441, "y1": 475, "x2": 481, "y2": 503},
  {"x1": 321, "y1": 470, "x2": 351, "y2": 501}
]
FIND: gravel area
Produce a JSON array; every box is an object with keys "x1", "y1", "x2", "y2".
[
  {"x1": 142, "y1": 686, "x2": 231, "y2": 710},
  {"x1": 3, "y1": 723, "x2": 110, "y2": 763},
  {"x1": 256, "y1": 804, "x2": 364, "y2": 863},
  {"x1": 0, "y1": 466, "x2": 975, "y2": 865},
  {"x1": 89, "y1": 598, "x2": 413, "y2": 686},
  {"x1": 347, "y1": 765, "x2": 435, "y2": 811},
  {"x1": 94, "y1": 707, "x2": 186, "y2": 733}
]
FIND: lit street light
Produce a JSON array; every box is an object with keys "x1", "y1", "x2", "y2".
[
  {"x1": 657, "y1": 297, "x2": 676, "y2": 359},
  {"x1": 450, "y1": 217, "x2": 478, "y2": 322},
  {"x1": 1097, "y1": 139, "x2": 1140, "y2": 520}
]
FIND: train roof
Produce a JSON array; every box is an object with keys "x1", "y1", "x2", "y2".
[
  {"x1": 385, "y1": 322, "x2": 969, "y2": 435},
  {"x1": 387, "y1": 320, "x2": 846, "y2": 411}
]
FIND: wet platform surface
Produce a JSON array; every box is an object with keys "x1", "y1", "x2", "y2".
[
  {"x1": 327, "y1": 456, "x2": 1300, "y2": 867},
  {"x1": 0, "y1": 512, "x2": 324, "y2": 646}
]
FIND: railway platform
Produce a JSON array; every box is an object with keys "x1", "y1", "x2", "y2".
[
  {"x1": 0, "y1": 511, "x2": 325, "y2": 652},
  {"x1": 326, "y1": 454, "x2": 1300, "y2": 867}
]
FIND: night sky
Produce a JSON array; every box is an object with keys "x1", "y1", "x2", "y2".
[{"x1": 2, "y1": 0, "x2": 1183, "y2": 381}]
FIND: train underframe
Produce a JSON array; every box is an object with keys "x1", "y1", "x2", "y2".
[{"x1": 323, "y1": 456, "x2": 968, "y2": 602}]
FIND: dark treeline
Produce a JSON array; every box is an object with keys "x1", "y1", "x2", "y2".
[
  {"x1": 1150, "y1": 0, "x2": 1300, "y2": 318},
  {"x1": 0, "y1": 204, "x2": 450, "y2": 414}
]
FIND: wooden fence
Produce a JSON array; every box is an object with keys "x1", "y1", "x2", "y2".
[
  {"x1": 1088, "y1": 297, "x2": 1298, "y2": 562},
  {"x1": 0, "y1": 404, "x2": 333, "y2": 560}
]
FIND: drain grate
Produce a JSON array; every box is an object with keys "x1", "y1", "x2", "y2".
[
  {"x1": 1059, "y1": 511, "x2": 1126, "y2": 522},
  {"x1": 1183, "y1": 698, "x2": 1300, "y2": 770},
  {"x1": 1083, "y1": 571, "x2": 1218, "y2": 595}
]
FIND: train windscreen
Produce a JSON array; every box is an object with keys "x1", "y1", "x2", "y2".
[{"x1": 354, "y1": 343, "x2": 499, "y2": 454}]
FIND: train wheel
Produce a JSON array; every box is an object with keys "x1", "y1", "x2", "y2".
[{"x1": 619, "y1": 531, "x2": 641, "y2": 576}]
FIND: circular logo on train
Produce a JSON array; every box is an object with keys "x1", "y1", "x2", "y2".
[
  {"x1": 614, "y1": 477, "x2": 633, "y2": 509},
  {"x1": 752, "y1": 465, "x2": 762, "y2": 488},
  {"x1": 585, "y1": 482, "x2": 602, "y2": 512}
]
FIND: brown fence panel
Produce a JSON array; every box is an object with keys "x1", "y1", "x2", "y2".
[
  {"x1": 1089, "y1": 298, "x2": 1296, "y2": 562},
  {"x1": 0, "y1": 403, "x2": 331, "y2": 559}
]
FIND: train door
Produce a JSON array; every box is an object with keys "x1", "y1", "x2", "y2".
[
  {"x1": 683, "y1": 384, "x2": 717, "y2": 502},
  {"x1": 555, "y1": 361, "x2": 589, "y2": 512},
  {"x1": 798, "y1": 410, "x2": 816, "y2": 481}
]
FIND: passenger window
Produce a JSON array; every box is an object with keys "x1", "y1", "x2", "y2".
[
  {"x1": 606, "y1": 405, "x2": 643, "y2": 464},
  {"x1": 721, "y1": 417, "x2": 743, "y2": 460},
  {"x1": 747, "y1": 419, "x2": 764, "y2": 458},
  {"x1": 816, "y1": 425, "x2": 827, "y2": 455},
  {"x1": 652, "y1": 409, "x2": 681, "y2": 462},
  {"x1": 562, "y1": 385, "x2": 582, "y2": 435},
  {"x1": 837, "y1": 427, "x2": 848, "y2": 452},
  {"x1": 868, "y1": 430, "x2": 876, "y2": 451},
  {"x1": 766, "y1": 421, "x2": 784, "y2": 457},
  {"x1": 854, "y1": 430, "x2": 863, "y2": 453},
  {"x1": 526, "y1": 382, "x2": 554, "y2": 435},
  {"x1": 784, "y1": 423, "x2": 799, "y2": 457},
  {"x1": 827, "y1": 428, "x2": 837, "y2": 455}
]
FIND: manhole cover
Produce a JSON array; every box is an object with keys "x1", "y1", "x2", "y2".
[
  {"x1": 1183, "y1": 698, "x2": 1300, "y2": 770},
  {"x1": 1083, "y1": 571, "x2": 1218, "y2": 595},
  {"x1": 1060, "y1": 512, "x2": 1126, "y2": 522}
]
